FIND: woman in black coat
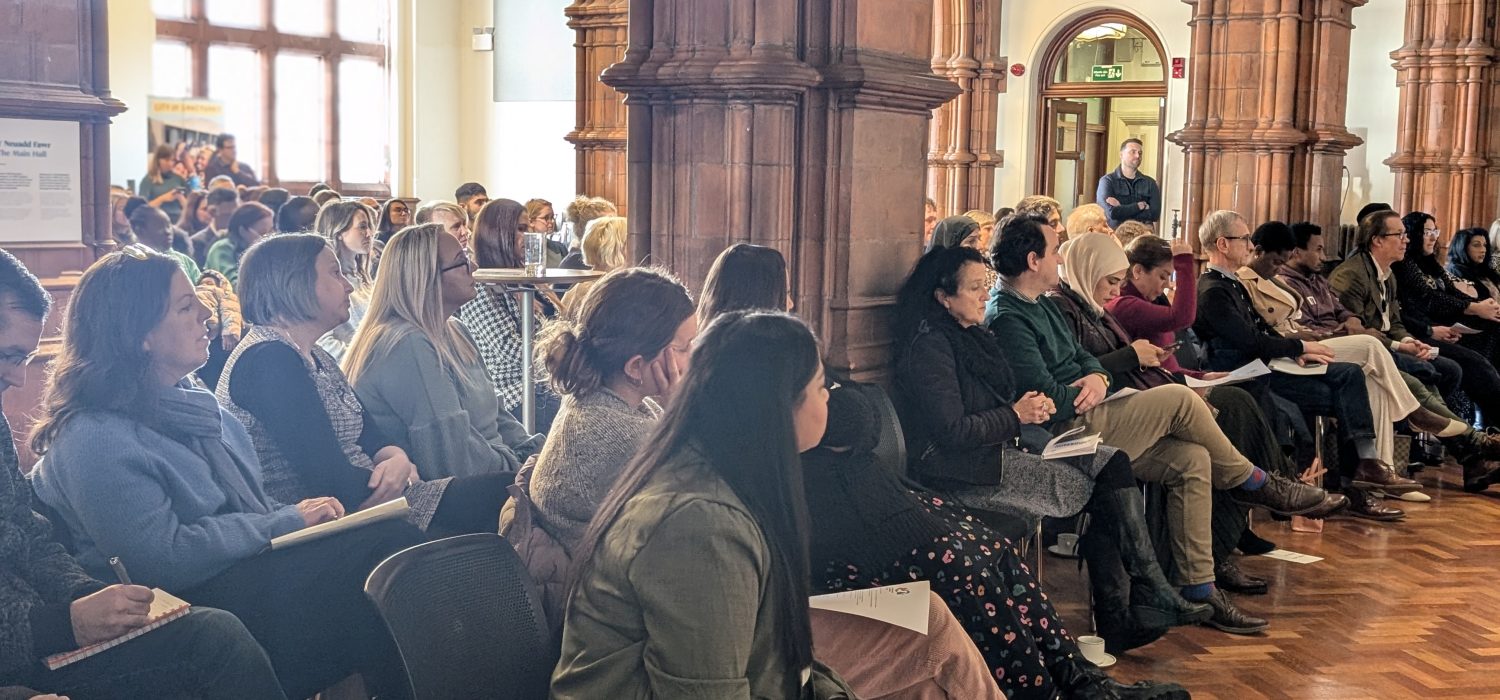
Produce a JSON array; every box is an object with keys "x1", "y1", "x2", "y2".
[{"x1": 891, "y1": 247, "x2": 1209, "y2": 655}]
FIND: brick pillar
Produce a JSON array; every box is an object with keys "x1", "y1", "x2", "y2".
[
  {"x1": 603, "y1": 0, "x2": 959, "y2": 379},
  {"x1": 1169, "y1": 0, "x2": 1364, "y2": 247},
  {"x1": 1386, "y1": 0, "x2": 1500, "y2": 235},
  {"x1": 927, "y1": 0, "x2": 1006, "y2": 217},
  {"x1": 565, "y1": 0, "x2": 629, "y2": 211}
]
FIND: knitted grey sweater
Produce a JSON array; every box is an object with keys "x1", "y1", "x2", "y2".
[{"x1": 529, "y1": 388, "x2": 661, "y2": 548}]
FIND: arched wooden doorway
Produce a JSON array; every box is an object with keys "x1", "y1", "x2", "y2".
[{"x1": 1034, "y1": 12, "x2": 1168, "y2": 220}]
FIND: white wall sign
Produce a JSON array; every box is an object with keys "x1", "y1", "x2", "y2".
[{"x1": 0, "y1": 118, "x2": 83, "y2": 243}]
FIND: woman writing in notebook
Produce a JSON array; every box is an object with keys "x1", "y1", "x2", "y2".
[{"x1": 28, "y1": 246, "x2": 420, "y2": 699}]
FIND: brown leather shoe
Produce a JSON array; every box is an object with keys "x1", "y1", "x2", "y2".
[
  {"x1": 1299, "y1": 492, "x2": 1349, "y2": 519},
  {"x1": 1214, "y1": 559, "x2": 1268, "y2": 595},
  {"x1": 1351, "y1": 459, "x2": 1423, "y2": 494},
  {"x1": 1230, "y1": 472, "x2": 1333, "y2": 515},
  {"x1": 1343, "y1": 486, "x2": 1405, "y2": 521}
]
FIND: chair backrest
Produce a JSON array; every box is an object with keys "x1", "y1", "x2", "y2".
[
  {"x1": 365, "y1": 533, "x2": 556, "y2": 700},
  {"x1": 860, "y1": 383, "x2": 907, "y2": 477}
]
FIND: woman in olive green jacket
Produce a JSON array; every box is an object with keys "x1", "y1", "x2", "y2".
[{"x1": 552, "y1": 311, "x2": 849, "y2": 699}]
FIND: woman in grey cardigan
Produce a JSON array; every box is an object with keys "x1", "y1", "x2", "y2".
[
  {"x1": 342, "y1": 224, "x2": 543, "y2": 480},
  {"x1": 500, "y1": 268, "x2": 695, "y2": 623}
]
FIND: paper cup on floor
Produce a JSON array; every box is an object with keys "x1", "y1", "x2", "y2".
[
  {"x1": 1076, "y1": 635, "x2": 1115, "y2": 667},
  {"x1": 1048, "y1": 533, "x2": 1080, "y2": 558}
]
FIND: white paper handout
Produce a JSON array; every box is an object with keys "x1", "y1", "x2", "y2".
[
  {"x1": 1268, "y1": 358, "x2": 1328, "y2": 376},
  {"x1": 1452, "y1": 323, "x2": 1483, "y2": 335},
  {"x1": 1042, "y1": 425, "x2": 1103, "y2": 459},
  {"x1": 1184, "y1": 359, "x2": 1271, "y2": 388},
  {"x1": 810, "y1": 580, "x2": 930, "y2": 635},
  {"x1": 1099, "y1": 387, "x2": 1139, "y2": 404},
  {"x1": 1259, "y1": 548, "x2": 1323, "y2": 564}
]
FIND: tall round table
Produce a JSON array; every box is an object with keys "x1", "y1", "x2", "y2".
[{"x1": 472, "y1": 267, "x2": 604, "y2": 432}]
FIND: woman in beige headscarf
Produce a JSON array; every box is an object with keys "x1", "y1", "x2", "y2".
[{"x1": 1050, "y1": 233, "x2": 1341, "y2": 596}]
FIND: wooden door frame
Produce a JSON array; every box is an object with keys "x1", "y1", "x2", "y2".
[{"x1": 1032, "y1": 11, "x2": 1169, "y2": 202}]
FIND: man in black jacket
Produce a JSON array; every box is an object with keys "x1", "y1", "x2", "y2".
[
  {"x1": 0, "y1": 249, "x2": 286, "y2": 698},
  {"x1": 1095, "y1": 139, "x2": 1161, "y2": 229},
  {"x1": 1192, "y1": 210, "x2": 1416, "y2": 520}
]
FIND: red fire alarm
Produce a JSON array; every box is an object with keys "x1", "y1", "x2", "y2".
[
  {"x1": 1010, "y1": 63, "x2": 1026, "y2": 77},
  {"x1": 1171, "y1": 58, "x2": 1186, "y2": 79}
]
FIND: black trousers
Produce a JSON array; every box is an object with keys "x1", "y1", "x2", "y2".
[
  {"x1": 183, "y1": 519, "x2": 424, "y2": 699},
  {"x1": 28, "y1": 608, "x2": 286, "y2": 700},
  {"x1": 1431, "y1": 338, "x2": 1500, "y2": 426}
]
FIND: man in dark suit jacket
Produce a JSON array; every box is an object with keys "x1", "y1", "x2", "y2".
[
  {"x1": 1330, "y1": 210, "x2": 1500, "y2": 492},
  {"x1": 1193, "y1": 209, "x2": 1415, "y2": 519}
]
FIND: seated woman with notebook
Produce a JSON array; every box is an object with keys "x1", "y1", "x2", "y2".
[
  {"x1": 28, "y1": 248, "x2": 421, "y2": 699},
  {"x1": 218, "y1": 233, "x2": 510, "y2": 536},
  {"x1": 342, "y1": 223, "x2": 544, "y2": 480}
]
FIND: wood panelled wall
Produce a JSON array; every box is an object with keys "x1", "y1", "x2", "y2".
[
  {"x1": 1387, "y1": 0, "x2": 1500, "y2": 236},
  {"x1": 565, "y1": 0, "x2": 629, "y2": 212},
  {"x1": 603, "y1": 0, "x2": 959, "y2": 380},
  {"x1": 0, "y1": 0, "x2": 119, "y2": 466}
]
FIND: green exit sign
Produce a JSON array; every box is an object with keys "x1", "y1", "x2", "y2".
[{"x1": 1091, "y1": 64, "x2": 1124, "y2": 81}]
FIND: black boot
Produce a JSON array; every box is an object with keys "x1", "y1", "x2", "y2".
[
  {"x1": 1078, "y1": 521, "x2": 1166, "y2": 655},
  {"x1": 1096, "y1": 487, "x2": 1212, "y2": 630},
  {"x1": 1050, "y1": 654, "x2": 1191, "y2": 699}
]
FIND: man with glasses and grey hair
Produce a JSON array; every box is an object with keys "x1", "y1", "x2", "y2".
[{"x1": 1193, "y1": 210, "x2": 1421, "y2": 521}]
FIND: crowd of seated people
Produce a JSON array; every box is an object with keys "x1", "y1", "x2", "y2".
[{"x1": 10, "y1": 163, "x2": 1500, "y2": 699}]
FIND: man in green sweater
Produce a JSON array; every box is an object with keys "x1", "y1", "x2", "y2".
[{"x1": 985, "y1": 213, "x2": 1339, "y2": 634}]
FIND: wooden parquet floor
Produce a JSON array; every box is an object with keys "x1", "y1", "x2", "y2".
[{"x1": 1043, "y1": 469, "x2": 1500, "y2": 700}]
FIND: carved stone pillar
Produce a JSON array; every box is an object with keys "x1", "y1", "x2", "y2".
[
  {"x1": 565, "y1": 0, "x2": 629, "y2": 210},
  {"x1": 1386, "y1": 0, "x2": 1500, "y2": 234},
  {"x1": 927, "y1": 0, "x2": 1005, "y2": 216},
  {"x1": 1169, "y1": 0, "x2": 1364, "y2": 245},
  {"x1": 604, "y1": 0, "x2": 959, "y2": 378}
]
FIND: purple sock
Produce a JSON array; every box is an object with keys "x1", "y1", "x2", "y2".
[{"x1": 1241, "y1": 467, "x2": 1268, "y2": 491}]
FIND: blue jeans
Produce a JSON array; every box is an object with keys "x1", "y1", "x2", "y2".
[{"x1": 35, "y1": 608, "x2": 286, "y2": 699}]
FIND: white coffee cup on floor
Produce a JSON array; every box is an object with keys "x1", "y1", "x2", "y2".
[
  {"x1": 1056, "y1": 532, "x2": 1078, "y2": 553},
  {"x1": 1076, "y1": 635, "x2": 1108, "y2": 665}
]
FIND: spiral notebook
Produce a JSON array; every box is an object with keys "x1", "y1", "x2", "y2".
[{"x1": 43, "y1": 589, "x2": 191, "y2": 670}]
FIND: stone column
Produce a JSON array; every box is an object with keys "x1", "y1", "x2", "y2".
[
  {"x1": 1385, "y1": 0, "x2": 1500, "y2": 234},
  {"x1": 565, "y1": 0, "x2": 630, "y2": 210},
  {"x1": 927, "y1": 0, "x2": 1006, "y2": 217},
  {"x1": 604, "y1": 0, "x2": 959, "y2": 379},
  {"x1": 1169, "y1": 0, "x2": 1364, "y2": 246}
]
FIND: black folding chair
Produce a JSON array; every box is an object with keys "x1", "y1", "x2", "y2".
[{"x1": 365, "y1": 534, "x2": 555, "y2": 700}]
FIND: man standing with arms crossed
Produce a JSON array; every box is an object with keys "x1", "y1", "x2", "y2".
[{"x1": 1097, "y1": 138, "x2": 1161, "y2": 231}]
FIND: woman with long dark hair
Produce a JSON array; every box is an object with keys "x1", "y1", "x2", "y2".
[
  {"x1": 1447, "y1": 227, "x2": 1500, "y2": 304},
  {"x1": 460, "y1": 198, "x2": 563, "y2": 431},
  {"x1": 699, "y1": 244, "x2": 1189, "y2": 696},
  {"x1": 28, "y1": 247, "x2": 420, "y2": 699},
  {"x1": 375, "y1": 197, "x2": 411, "y2": 244},
  {"x1": 697, "y1": 243, "x2": 793, "y2": 326},
  {"x1": 553, "y1": 311, "x2": 849, "y2": 698},
  {"x1": 1394, "y1": 211, "x2": 1500, "y2": 361}
]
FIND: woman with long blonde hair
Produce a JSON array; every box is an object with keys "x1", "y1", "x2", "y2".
[
  {"x1": 313, "y1": 201, "x2": 377, "y2": 359},
  {"x1": 343, "y1": 223, "x2": 542, "y2": 480}
]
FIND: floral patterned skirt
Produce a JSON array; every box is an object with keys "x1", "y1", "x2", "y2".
[{"x1": 815, "y1": 491, "x2": 1079, "y2": 699}]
